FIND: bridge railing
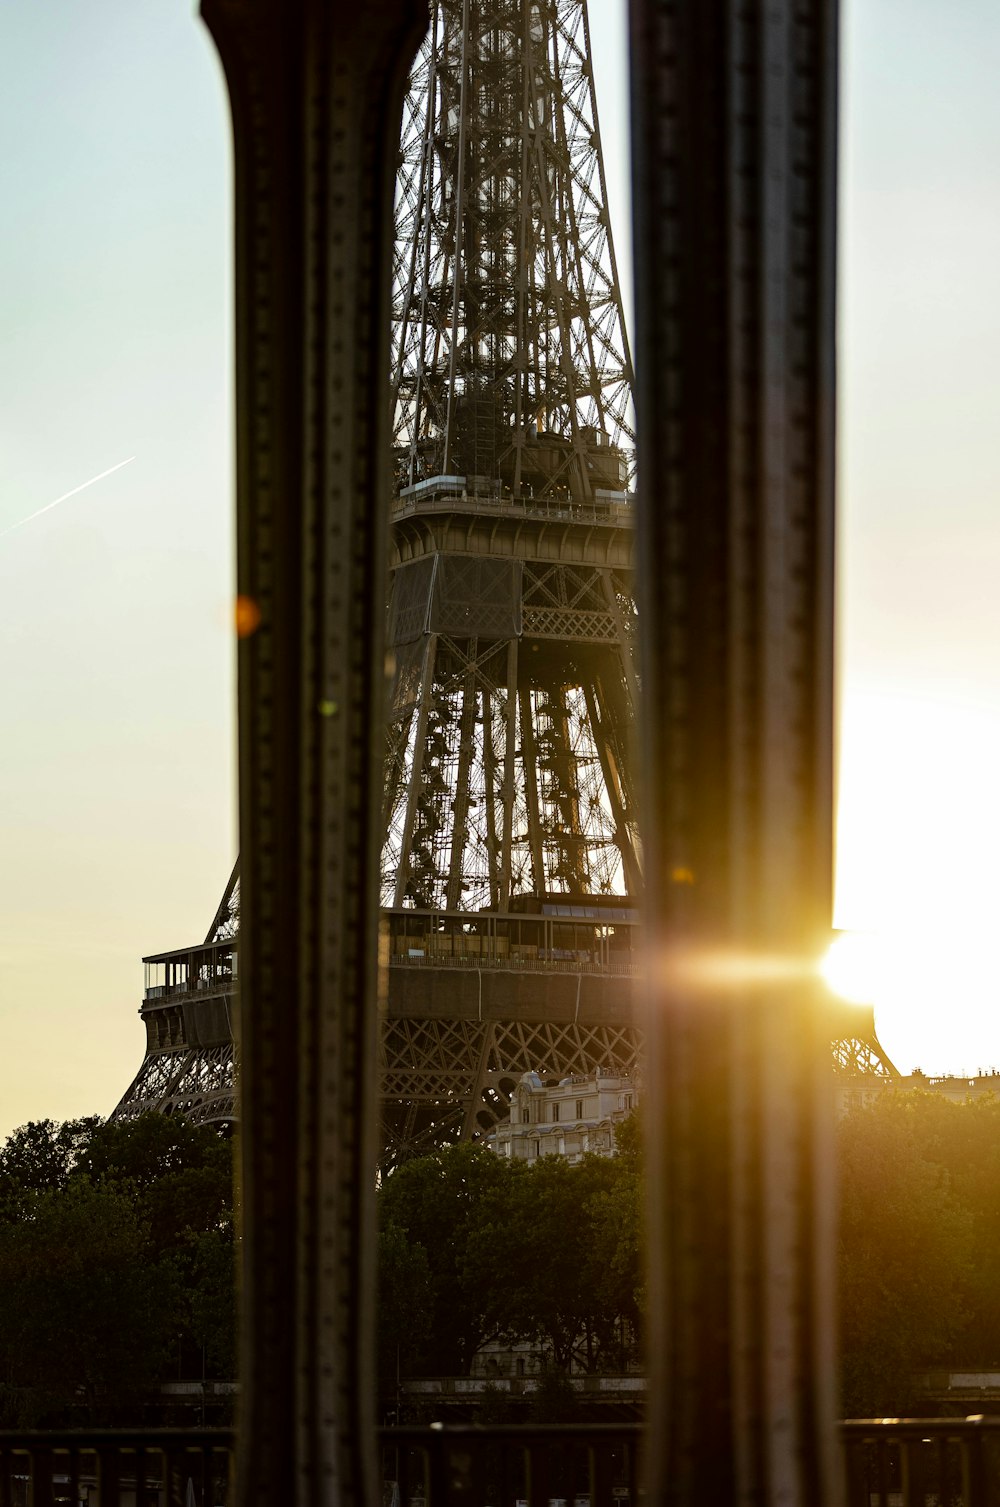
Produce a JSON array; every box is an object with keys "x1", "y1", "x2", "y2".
[
  {"x1": 4, "y1": 1420, "x2": 1000, "y2": 1506},
  {"x1": 841, "y1": 1416, "x2": 1000, "y2": 1507},
  {"x1": 0, "y1": 1429, "x2": 232, "y2": 1507}
]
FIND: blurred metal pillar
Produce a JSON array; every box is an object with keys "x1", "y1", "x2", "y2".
[
  {"x1": 199, "y1": 2, "x2": 425, "y2": 1504},
  {"x1": 629, "y1": 1, "x2": 843, "y2": 1503}
]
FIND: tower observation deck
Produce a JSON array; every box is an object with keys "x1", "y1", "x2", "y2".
[{"x1": 113, "y1": 0, "x2": 894, "y2": 1159}]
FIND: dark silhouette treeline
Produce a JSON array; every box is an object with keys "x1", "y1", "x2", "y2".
[
  {"x1": 377, "y1": 1118, "x2": 644, "y2": 1402},
  {"x1": 377, "y1": 1096, "x2": 1000, "y2": 1419},
  {"x1": 838, "y1": 1089, "x2": 1000, "y2": 1415},
  {"x1": 0, "y1": 1115, "x2": 234, "y2": 1426},
  {"x1": 1, "y1": 1092, "x2": 998, "y2": 1424}
]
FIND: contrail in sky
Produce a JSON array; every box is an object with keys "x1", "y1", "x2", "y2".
[{"x1": 0, "y1": 456, "x2": 136, "y2": 539}]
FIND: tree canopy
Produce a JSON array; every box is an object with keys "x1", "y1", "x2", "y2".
[
  {"x1": 377, "y1": 1094, "x2": 1000, "y2": 1421},
  {"x1": 836, "y1": 1090, "x2": 999, "y2": 1415},
  {"x1": 0, "y1": 1113, "x2": 234, "y2": 1426},
  {"x1": 3, "y1": 1091, "x2": 1000, "y2": 1424},
  {"x1": 377, "y1": 1135, "x2": 643, "y2": 1383}
]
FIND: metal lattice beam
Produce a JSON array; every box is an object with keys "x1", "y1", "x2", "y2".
[{"x1": 392, "y1": 0, "x2": 635, "y2": 496}]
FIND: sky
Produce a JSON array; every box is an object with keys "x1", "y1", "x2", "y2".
[{"x1": 2, "y1": 2, "x2": 1000, "y2": 1138}]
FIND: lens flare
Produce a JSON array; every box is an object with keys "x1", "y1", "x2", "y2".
[
  {"x1": 821, "y1": 932, "x2": 886, "y2": 1005},
  {"x1": 235, "y1": 595, "x2": 262, "y2": 639}
]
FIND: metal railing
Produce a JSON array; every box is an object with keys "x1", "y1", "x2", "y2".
[
  {"x1": 0, "y1": 1429, "x2": 233, "y2": 1507},
  {"x1": 143, "y1": 977, "x2": 237, "y2": 1003},
  {"x1": 392, "y1": 481, "x2": 633, "y2": 531},
  {"x1": 841, "y1": 1416, "x2": 1000, "y2": 1507},
  {"x1": 389, "y1": 952, "x2": 639, "y2": 977},
  {"x1": 5, "y1": 1419, "x2": 1000, "y2": 1505},
  {"x1": 381, "y1": 1424, "x2": 639, "y2": 1507}
]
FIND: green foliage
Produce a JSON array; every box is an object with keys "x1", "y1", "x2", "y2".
[
  {"x1": 838, "y1": 1091, "x2": 981, "y2": 1415},
  {"x1": 0, "y1": 1178, "x2": 182, "y2": 1424},
  {"x1": 477, "y1": 1380, "x2": 518, "y2": 1424},
  {"x1": 529, "y1": 1365, "x2": 579, "y2": 1423},
  {"x1": 612, "y1": 1108, "x2": 643, "y2": 1170},
  {"x1": 0, "y1": 1112, "x2": 235, "y2": 1422},
  {"x1": 378, "y1": 1142, "x2": 515, "y2": 1375},
  {"x1": 12, "y1": 1093, "x2": 1000, "y2": 1424},
  {"x1": 78, "y1": 1114, "x2": 233, "y2": 1251},
  {"x1": 375, "y1": 1096, "x2": 1000, "y2": 1420},
  {"x1": 185, "y1": 1222, "x2": 238, "y2": 1377},
  {"x1": 468, "y1": 1152, "x2": 635, "y2": 1370},
  {"x1": 78, "y1": 1112, "x2": 228, "y2": 1190},
  {"x1": 377, "y1": 1136, "x2": 643, "y2": 1379},
  {"x1": 377, "y1": 1222, "x2": 433, "y2": 1392},
  {"x1": 0, "y1": 1118, "x2": 102, "y2": 1208}
]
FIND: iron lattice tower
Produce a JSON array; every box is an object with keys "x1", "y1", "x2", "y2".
[
  {"x1": 113, "y1": 0, "x2": 894, "y2": 1149},
  {"x1": 379, "y1": 0, "x2": 643, "y2": 1163}
]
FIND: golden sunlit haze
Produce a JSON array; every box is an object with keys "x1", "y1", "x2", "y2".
[
  {"x1": 821, "y1": 933, "x2": 887, "y2": 1005},
  {"x1": 833, "y1": 691, "x2": 1000, "y2": 1073}
]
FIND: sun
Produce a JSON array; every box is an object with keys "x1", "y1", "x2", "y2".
[
  {"x1": 821, "y1": 932, "x2": 887, "y2": 1005},
  {"x1": 821, "y1": 927, "x2": 1000, "y2": 1076}
]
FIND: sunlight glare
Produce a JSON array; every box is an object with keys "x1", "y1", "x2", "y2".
[{"x1": 822, "y1": 933, "x2": 886, "y2": 1005}]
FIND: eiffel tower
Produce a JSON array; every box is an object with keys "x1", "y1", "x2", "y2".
[{"x1": 113, "y1": 0, "x2": 894, "y2": 1152}]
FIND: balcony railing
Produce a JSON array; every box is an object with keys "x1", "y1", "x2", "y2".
[
  {"x1": 4, "y1": 1420, "x2": 1000, "y2": 1506},
  {"x1": 391, "y1": 476, "x2": 633, "y2": 530},
  {"x1": 384, "y1": 907, "x2": 640, "y2": 979},
  {"x1": 389, "y1": 952, "x2": 639, "y2": 977}
]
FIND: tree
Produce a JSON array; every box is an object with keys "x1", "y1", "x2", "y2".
[
  {"x1": 838, "y1": 1093, "x2": 973, "y2": 1416},
  {"x1": 76, "y1": 1115, "x2": 236, "y2": 1378},
  {"x1": 585, "y1": 1152, "x2": 644, "y2": 1368},
  {"x1": 0, "y1": 1118, "x2": 101, "y2": 1209},
  {"x1": 904, "y1": 1093, "x2": 1000, "y2": 1364},
  {"x1": 186, "y1": 1221, "x2": 238, "y2": 1378},
  {"x1": 467, "y1": 1151, "x2": 640, "y2": 1372},
  {"x1": 529, "y1": 1365, "x2": 579, "y2": 1422},
  {"x1": 0, "y1": 1112, "x2": 237, "y2": 1416},
  {"x1": 0, "y1": 1179, "x2": 183, "y2": 1424},
  {"x1": 377, "y1": 1223, "x2": 433, "y2": 1396},
  {"x1": 377, "y1": 1137, "x2": 645, "y2": 1381},
  {"x1": 378, "y1": 1142, "x2": 516, "y2": 1375},
  {"x1": 78, "y1": 1114, "x2": 233, "y2": 1250}
]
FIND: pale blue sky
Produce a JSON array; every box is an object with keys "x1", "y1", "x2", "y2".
[
  {"x1": 2, "y1": 1, "x2": 1000, "y2": 1135},
  {"x1": 0, "y1": 2, "x2": 234, "y2": 1131}
]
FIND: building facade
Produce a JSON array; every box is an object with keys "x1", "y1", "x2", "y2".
[{"x1": 486, "y1": 1069, "x2": 637, "y2": 1163}]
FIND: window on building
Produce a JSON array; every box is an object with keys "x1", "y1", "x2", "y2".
[
  {"x1": 576, "y1": 1098, "x2": 583, "y2": 1119},
  {"x1": 534, "y1": 1140, "x2": 540, "y2": 1159},
  {"x1": 522, "y1": 1109, "x2": 529, "y2": 1124},
  {"x1": 516, "y1": 1358, "x2": 525, "y2": 1377},
  {"x1": 622, "y1": 1093, "x2": 632, "y2": 1111},
  {"x1": 552, "y1": 1102, "x2": 560, "y2": 1122}
]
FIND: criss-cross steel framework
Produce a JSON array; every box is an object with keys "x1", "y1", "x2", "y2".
[
  {"x1": 391, "y1": 0, "x2": 634, "y2": 497},
  {"x1": 113, "y1": 0, "x2": 891, "y2": 1159},
  {"x1": 116, "y1": 0, "x2": 645, "y2": 1156}
]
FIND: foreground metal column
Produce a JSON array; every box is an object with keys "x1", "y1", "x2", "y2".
[
  {"x1": 200, "y1": 3, "x2": 424, "y2": 1503},
  {"x1": 629, "y1": 1, "x2": 843, "y2": 1503}
]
